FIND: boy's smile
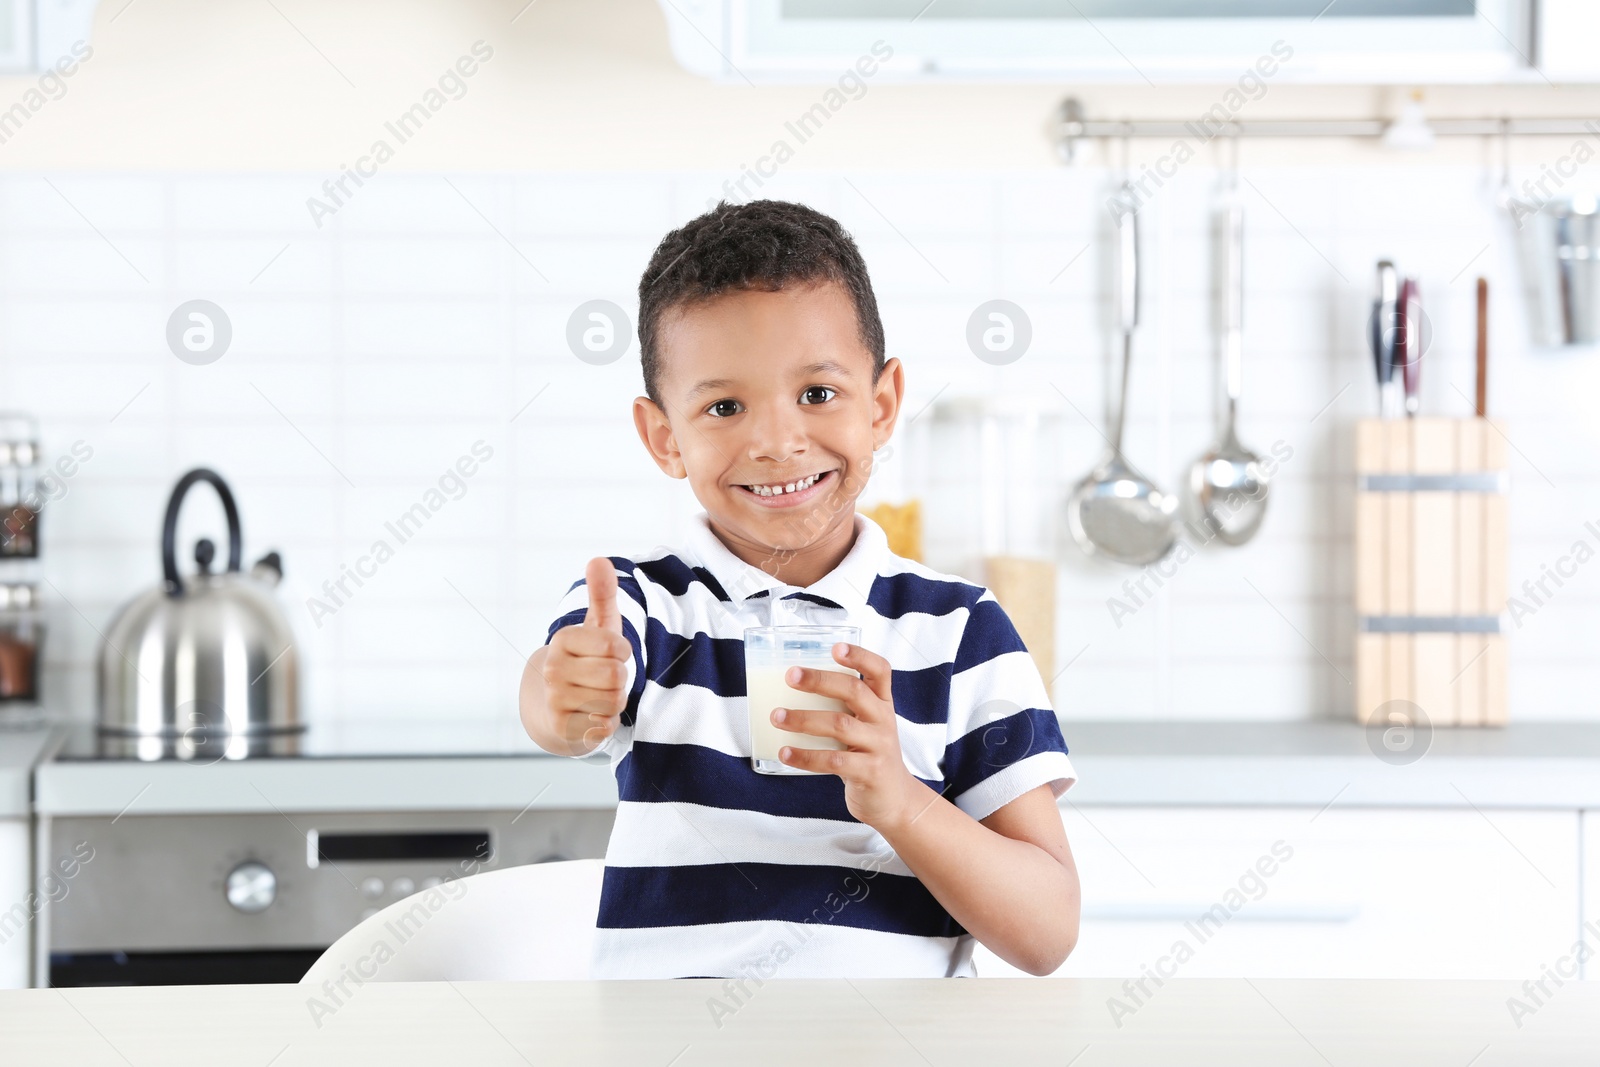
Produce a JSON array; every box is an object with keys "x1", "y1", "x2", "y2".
[
  {"x1": 736, "y1": 468, "x2": 834, "y2": 505},
  {"x1": 633, "y1": 282, "x2": 903, "y2": 586}
]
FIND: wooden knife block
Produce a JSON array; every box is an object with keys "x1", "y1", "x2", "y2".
[{"x1": 1354, "y1": 418, "x2": 1508, "y2": 727}]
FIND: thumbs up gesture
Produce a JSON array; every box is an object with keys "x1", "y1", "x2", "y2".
[
  {"x1": 538, "y1": 557, "x2": 633, "y2": 752},
  {"x1": 582, "y1": 555, "x2": 623, "y2": 634}
]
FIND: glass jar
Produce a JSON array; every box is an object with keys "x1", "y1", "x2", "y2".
[
  {"x1": 0, "y1": 415, "x2": 42, "y2": 559},
  {"x1": 903, "y1": 394, "x2": 1066, "y2": 686},
  {"x1": 0, "y1": 583, "x2": 42, "y2": 705},
  {"x1": 906, "y1": 394, "x2": 1067, "y2": 579}
]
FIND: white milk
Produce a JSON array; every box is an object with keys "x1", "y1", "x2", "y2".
[{"x1": 745, "y1": 660, "x2": 854, "y2": 770}]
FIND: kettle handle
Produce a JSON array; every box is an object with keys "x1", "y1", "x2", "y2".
[{"x1": 162, "y1": 468, "x2": 243, "y2": 596}]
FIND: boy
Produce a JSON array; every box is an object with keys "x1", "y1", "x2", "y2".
[{"x1": 519, "y1": 200, "x2": 1079, "y2": 979}]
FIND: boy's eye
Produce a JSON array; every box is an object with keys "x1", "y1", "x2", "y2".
[
  {"x1": 706, "y1": 399, "x2": 743, "y2": 418},
  {"x1": 799, "y1": 386, "x2": 837, "y2": 405}
]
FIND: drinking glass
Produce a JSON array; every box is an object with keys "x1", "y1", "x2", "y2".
[{"x1": 743, "y1": 625, "x2": 859, "y2": 775}]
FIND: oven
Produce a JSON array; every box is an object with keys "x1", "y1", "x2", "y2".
[{"x1": 35, "y1": 807, "x2": 614, "y2": 986}]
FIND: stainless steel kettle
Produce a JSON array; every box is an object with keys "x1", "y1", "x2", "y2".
[{"x1": 98, "y1": 468, "x2": 301, "y2": 740}]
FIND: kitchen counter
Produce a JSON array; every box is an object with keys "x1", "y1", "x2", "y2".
[
  {"x1": 33, "y1": 719, "x2": 616, "y2": 817},
  {"x1": 1, "y1": 977, "x2": 1594, "y2": 1065},
  {"x1": 0, "y1": 723, "x2": 60, "y2": 818},
  {"x1": 32, "y1": 719, "x2": 1600, "y2": 817},
  {"x1": 1060, "y1": 719, "x2": 1600, "y2": 809}
]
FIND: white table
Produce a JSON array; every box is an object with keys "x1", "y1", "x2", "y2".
[{"x1": 1, "y1": 978, "x2": 1595, "y2": 1065}]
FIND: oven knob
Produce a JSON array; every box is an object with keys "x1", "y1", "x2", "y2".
[{"x1": 225, "y1": 861, "x2": 277, "y2": 913}]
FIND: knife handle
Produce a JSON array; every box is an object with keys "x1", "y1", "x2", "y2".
[
  {"x1": 1398, "y1": 277, "x2": 1421, "y2": 416},
  {"x1": 1372, "y1": 262, "x2": 1399, "y2": 417}
]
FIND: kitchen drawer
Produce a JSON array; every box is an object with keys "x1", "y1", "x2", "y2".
[{"x1": 974, "y1": 806, "x2": 1581, "y2": 980}]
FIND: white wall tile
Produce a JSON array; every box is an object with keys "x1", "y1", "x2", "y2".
[
  {"x1": 173, "y1": 238, "x2": 334, "y2": 294},
  {"x1": 333, "y1": 174, "x2": 508, "y2": 235},
  {"x1": 170, "y1": 419, "x2": 347, "y2": 484},
  {"x1": 338, "y1": 363, "x2": 502, "y2": 419},
  {"x1": 512, "y1": 175, "x2": 673, "y2": 236},
  {"x1": 2, "y1": 175, "x2": 167, "y2": 232},
  {"x1": 216, "y1": 298, "x2": 337, "y2": 358},
  {"x1": 340, "y1": 236, "x2": 503, "y2": 296},
  {"x1": 9, "y1": 360, "x2": 166, "y2": 418},
  {"x1": 3, "y1": 236, "x2": 164, "y2": 292},
  {"x1": 170, "y1": 176, "x2": 320, "y2": 233},
  {"x1": 831, "y1": 175, "x2": 999, "y2": 238},
  {"x1": 508, "y1": 236, "x2": 664, "y2": 298},
  {"x1": 173, "y1": 361, "x2": 340, "y2": 418},
  {"x1": 342, "y1": 298, "x2": 504, "y2": 359},
  {"x1": 6, "y1": 298, "x2": 170, "y2": 356}
]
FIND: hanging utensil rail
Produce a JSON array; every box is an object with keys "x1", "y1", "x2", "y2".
[{"x1": 1054, "y1": 98, "x2": 1599, "y2": 161}]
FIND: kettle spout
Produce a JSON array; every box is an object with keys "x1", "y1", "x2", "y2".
[{"x1": 251, "y1": 551, "x2": 284, "y2": 587}]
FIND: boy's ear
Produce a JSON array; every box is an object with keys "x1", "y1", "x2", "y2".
[
  {"x1": 870, "y1": 357, "x2": 906, "y2": 451},
  {"x1": 633, "y1": 396, "x2": 687, "y2": 479}
]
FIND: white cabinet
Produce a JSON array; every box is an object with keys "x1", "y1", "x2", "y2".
[
  {"x1": 1537, "y1": 0, "x2": 1600, "y2": 81},
  {"x1": 0, "y1": 818, "x2": 28, "y2": 988},
  {"x1": 975, "y1": 806, "x2": 1582, "y2": 981},
  {"x1": 661, "y1": 0, "x2": 1556, "y2": 84}
]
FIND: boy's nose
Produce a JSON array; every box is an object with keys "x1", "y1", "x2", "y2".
[{"x1": 745, "y1": 404, "x2": 807, "y2": 462}]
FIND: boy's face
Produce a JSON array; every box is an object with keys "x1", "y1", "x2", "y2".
[{"x1": 633, "y1": 282, "x2": 903, "y2": 561}]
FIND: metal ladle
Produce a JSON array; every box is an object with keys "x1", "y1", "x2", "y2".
[
  {"x1": 1065, "y1": 183, "x2": 1178, "y2": 567},
  {"x1": 1186, "y1": 167, "x2": 1270, "y2": 546}
]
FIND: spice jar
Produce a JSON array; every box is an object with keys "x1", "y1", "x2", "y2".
[
  {"x1": 0, "y1": 583, "x2": 42, "y2": 704},
  {"x1": 0, "y1": 416, "x2": 42, "y2": 558}
]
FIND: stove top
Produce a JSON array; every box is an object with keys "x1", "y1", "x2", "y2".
[{"x1": 49, "y1": 717, "x2": 551, "y2": 763}]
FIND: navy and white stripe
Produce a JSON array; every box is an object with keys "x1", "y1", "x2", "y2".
[{"x1": 544, "y1": 512, "x2": 1076, "y2": 979}]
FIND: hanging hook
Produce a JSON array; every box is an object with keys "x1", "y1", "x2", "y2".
[
  {"x1": 1056, "y1": 97, "x2": 1086, "y2": 165},
  {"x1": 1498, "y1": 116, "x2": 1512, "y2": 191}
]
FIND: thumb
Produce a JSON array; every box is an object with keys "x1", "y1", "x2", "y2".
[{"x1": 582, "y1": 557, "x2": 623, "y2": 634}]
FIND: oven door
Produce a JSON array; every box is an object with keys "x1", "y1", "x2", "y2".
[{"x1": 36, "y1": 809, "x2": 613, "y2": 987}]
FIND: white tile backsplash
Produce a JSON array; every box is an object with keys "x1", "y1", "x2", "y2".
[
  {"x1": 5, "y1": 236, "x2": 164, "y2": 291},
  {"x1": 169, "y1": 177, "x2": 320, "y2": 233},
  {"x1": 1, "y1": 164, "x2": 1594, "y2": 728},
  {"x1": 3, "y1": 176, "x2": 169, "y2": 232},
  {"x1": 364, "y1": 317, "x2": 505, "y2": 368}
]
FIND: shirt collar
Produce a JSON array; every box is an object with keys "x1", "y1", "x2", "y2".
[{"x1": 684, "y1": 512, "x2": 888, "y2": 616}]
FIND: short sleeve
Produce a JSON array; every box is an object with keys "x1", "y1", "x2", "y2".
[
  {"x1": 939, "y1": 592, "x2": 1076, "y2": 822},
  {"x1": 543, "y1": 556, "x2": 649, "y2": 762}
]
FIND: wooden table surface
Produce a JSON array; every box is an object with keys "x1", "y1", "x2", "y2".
[{"x1": 2, "y1": 977, "x2": 1595, "y2": 1066}]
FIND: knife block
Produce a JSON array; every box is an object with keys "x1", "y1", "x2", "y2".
[{"x1": 1354, "y1": 418, "x2": 1509, "y2": 727}]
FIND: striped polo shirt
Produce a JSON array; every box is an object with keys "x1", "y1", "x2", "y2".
[{"x1": 543, "y1": 512, "x2": 1076, "y2": 979}]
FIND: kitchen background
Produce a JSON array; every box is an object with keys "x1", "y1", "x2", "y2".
[
  {"x1": 2, "y1": 0, "x2": 1599, "y2": 738},
  {"x1": 2, "y1": 0, "x2": 1599, "y2": 996}
]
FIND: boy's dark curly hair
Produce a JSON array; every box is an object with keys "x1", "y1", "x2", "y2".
[{"x1": 636, "y1": 199, "x2": 886, "y2": 406}]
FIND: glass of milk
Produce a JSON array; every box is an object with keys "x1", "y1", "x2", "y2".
[{"x1": 743, "y1": 625, "x2": 860, "y2": 775}]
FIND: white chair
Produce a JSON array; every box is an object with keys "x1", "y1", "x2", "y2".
[{"x1": 299, "y1": 859, "x2": 603, "y2": 985}]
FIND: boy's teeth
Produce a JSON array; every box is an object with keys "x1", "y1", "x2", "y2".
[{"x1": 749, "y1": 472, "x2": 822, "y2": 497}]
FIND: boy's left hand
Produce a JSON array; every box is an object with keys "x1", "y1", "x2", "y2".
[{"x1": 773, "y1": 643, "x2": 925, "y2": 832}]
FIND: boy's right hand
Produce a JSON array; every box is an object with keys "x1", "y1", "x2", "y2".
[{"x1": 541, "y1": 557, "x2": 633, "y2": 750}]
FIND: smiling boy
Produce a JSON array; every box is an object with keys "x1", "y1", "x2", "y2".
[{"x1": 519, "y1": 200, "x2": 1080, "y2": 979}]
